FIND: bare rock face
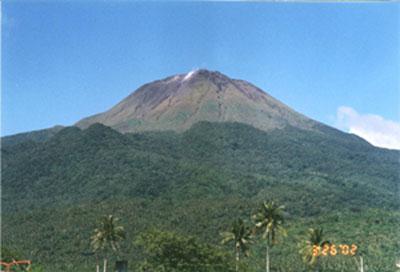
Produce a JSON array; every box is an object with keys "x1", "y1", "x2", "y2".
[{"x1": 76, "y1": 69, "x2": 317, "y2": 133}]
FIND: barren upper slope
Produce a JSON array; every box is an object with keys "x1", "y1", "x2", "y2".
[{"x1": 76, "y1": 70, "x2": 316, "y2": 133}]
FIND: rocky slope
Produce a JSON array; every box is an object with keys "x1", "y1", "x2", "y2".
[{"x1": 76, "y1": 69, "x2": 316, "y2": 133}]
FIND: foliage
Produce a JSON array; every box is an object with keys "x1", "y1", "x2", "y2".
[
  {"x1": 1, "y1": 246, "x2": 22, "y2": 262},
  {"x1": 1, "y1": 126, "x2": 63, "y2": 148},
  {"x1": 221, "y1": 219, "x2": 253, "y2": 271},
  {"x1": 2, "y1": 122, "x2": 399, "y2": 271},
  {"x1": 252, "y1": 201, "x2": 286, "y2": 272},
  {"x1": 91, "y1": 215, "x2": 126, "y2": 254},
  {"x1": 252, "y1": 201, "x2": 287, "y2": 246},
  {"x1": 298, "y1": 228, "x2": 330, "y2": 267},
  {"x1": 221, "y1": 219, "x2": 253, "y2": 256},
  {"x1": 135, "y1": 230, "x2": 234, "y2": 272}
]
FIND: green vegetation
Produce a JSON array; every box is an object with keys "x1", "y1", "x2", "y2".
[
  {"x1": 91, "y1": 215, "x2": 126, "y2": 272},
  {"x1": 2, "y1": 122, "x2": 399, "y2": 271},
  {"x1": 1, "y1": 126, "x2": 63, "y2": 148},
  {"x1": 136, "y1": 229, "x2": 234, "y2": 272},
  {"x1": 252, "y1": 202, "x2": 287, "y2": 272},
  {"x1": 298, "y1": 228, "x2": 330, "y2": 270},
  {"x1": 220, "y1": 219, "x2": 253, "y2": 271}
]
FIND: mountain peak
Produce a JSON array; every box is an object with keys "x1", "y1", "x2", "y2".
[
  {"x1": 184, "y1": 69, "x2": 226, "y2": 78},
  {"x1": 76, "y1": 70, "x2": 316, "y2": 133},
  {"x1": 163, "y1": 69, "x2": 230, "y2": 85}
]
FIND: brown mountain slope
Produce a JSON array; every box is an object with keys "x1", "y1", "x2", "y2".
[{"x1": 76, "y1": 69, "x2": 318, "y2": 133}]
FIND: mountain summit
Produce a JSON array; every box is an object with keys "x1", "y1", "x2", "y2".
[{"x1": 76, "y1": 69, "x2": 316, "y2": 133}]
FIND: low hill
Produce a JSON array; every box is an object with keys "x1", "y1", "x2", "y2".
[{"x1": 1, "y1": 125, "x2": 64, "y2": 148}]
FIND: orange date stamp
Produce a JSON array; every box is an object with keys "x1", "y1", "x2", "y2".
[{"x1": 312, "y1": 244, "x2": 357, "y2": 257}]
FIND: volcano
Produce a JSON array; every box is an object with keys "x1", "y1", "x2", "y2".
[
  {"x1": 76, "y1": 69, "x2": 317, "y2": 133},
  {"x1": 2, "y1": 69, "x2": 399, "y2": 271}
]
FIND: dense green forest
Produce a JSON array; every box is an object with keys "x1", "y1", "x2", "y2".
[{"x1": 2, "y1": 122, "x2": 399, "y2": 271}]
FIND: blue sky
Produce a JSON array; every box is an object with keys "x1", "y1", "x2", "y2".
[{"x1": 2, "y1": 1, "x2": 399, "y2": 148}]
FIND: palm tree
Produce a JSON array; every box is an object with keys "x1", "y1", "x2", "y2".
[
  {"x1": 91, "y1": 215, "x2": 126, "y2": 272},
  {"x1": 221, "y1": 218, "x2": 253, "y2": 272},
  {"x1": 299, "y1": 228, "x2": 329, "y2": 272},
  {"x1": 252, "y1": 201, "x2": 287, "y2": 272}
]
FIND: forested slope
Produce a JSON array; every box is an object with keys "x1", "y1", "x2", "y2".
[{"x1": 2, "y1": 122, "x2": 399, "y2": 271}]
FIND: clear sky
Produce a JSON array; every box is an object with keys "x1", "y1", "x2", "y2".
[{"x1": 2, "y1": 1, "x2": 399, "y2": 148}]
